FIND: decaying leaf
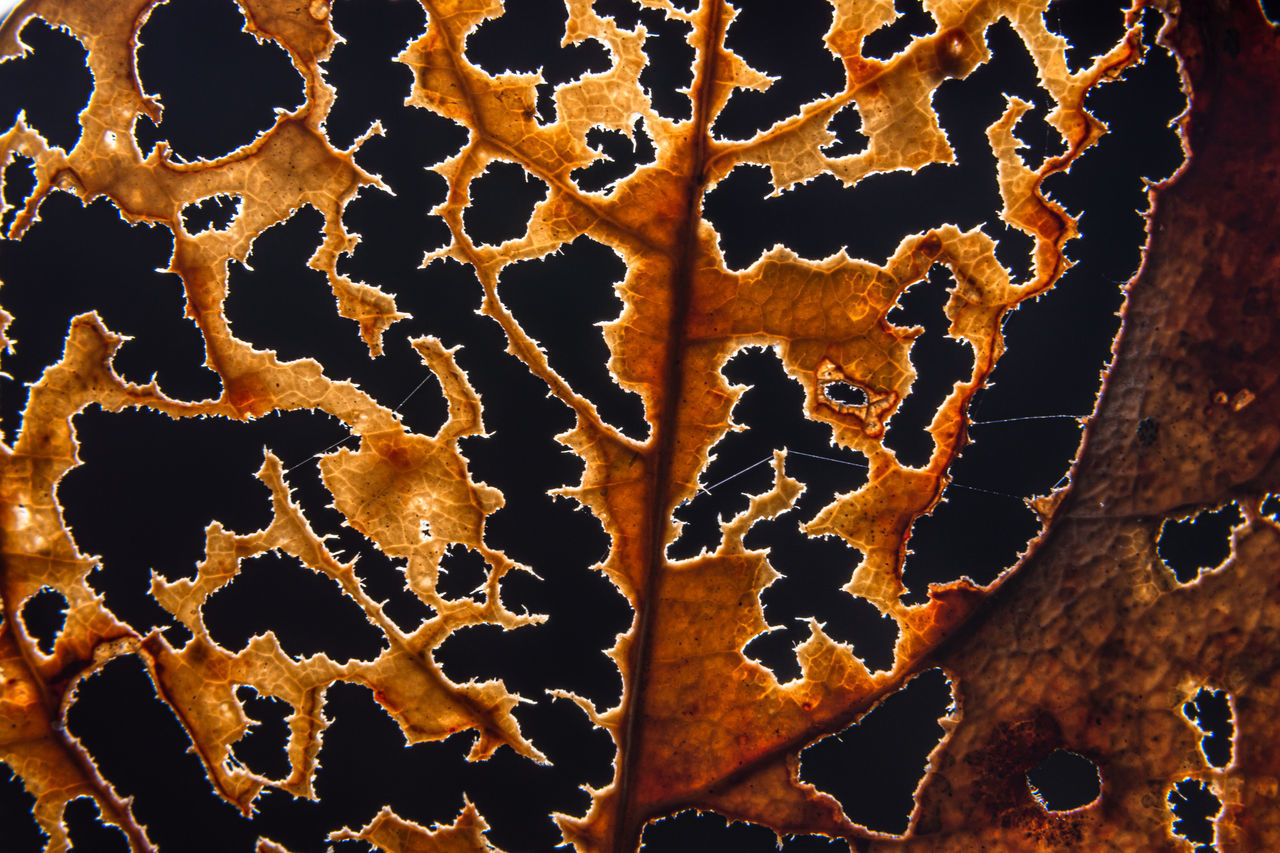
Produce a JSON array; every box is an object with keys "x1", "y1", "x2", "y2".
[{"x1": 0, "y1": 0, "x2": 1275, "y2": 850}]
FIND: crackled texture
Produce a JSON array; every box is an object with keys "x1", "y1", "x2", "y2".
[{"x1": 0, "y1": 0, "x2": 1276, "y2": 851}]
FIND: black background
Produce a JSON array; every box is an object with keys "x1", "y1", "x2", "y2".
[{"x1": 0, "y1": 0, "x2": 1191, "y2": 849}]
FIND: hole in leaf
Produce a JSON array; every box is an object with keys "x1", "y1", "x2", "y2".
[
  {"x1": 861, "y1": 0, "x2": 935, "y2": 61},
  {"x1": 1047, "y1": 0, "x2": 1130, "y2": 75},
  {"x1": 1025, "y1": 749, "x2": 1101, "y2": 812},
  {"x1": 340, "y1": 121, "x2": 459, "y2": 264},
  {"x1": 436, "y1": 545, "x2": 490, "y2": 600},
  {"x1": 670, "y1": 347, "x2": 869, "y2": 561},
  {"x1": 821, "y1": 104, "x2": 868, "y2": 157},
  {"x1": 0, "y1": 18, "x2": 91, "y2": 151},
  {"x1": 317, "y1": 683, "x2": 464, "y2": 840},
  {"x1": 135, "y1": 0, "x2": 303, "y2": 161},
  {"x1": 231, "y1": 686, "x2": 292, "y2": 780},
  {"x1": 318, "y1": 682, "x2": 596, "y2": 851},
  {"x1": 0, "y1": 194, "x2": 216, "y2": 438},
  {"x1": 1169, "y1": 778, "x2": 1220, "y2": 850},
  {"x1": 63, "y1": 413, "x2": 351, "y2": 649},
  {"x1": 747, "y1": 584, "x2": 898, "y2": 681},
  {"x1": 498, "y1": 238, "x2": 645, "y2": 439},
  {"x1": 0, "y1": 764, "x2": 41, "y2": 849},
  {"x1": 801, "y1": 668, "x2": 953, "y2": 835},
  {"x1": 20, "y1": 587, "x2": 66, "y2": 655},
  {"x1": 741, "y1": 629, "x2": 801, "y2": 682},
  {"x1": 463, "y1": 162, "x2": 549, "y2": 246},
  {"x1": 1010, "y1": 96, "x2": 1068, "y2": 173},
  {"x1": 343, "y1": 538, "x2": 434, "y2": 636},
  {"x1": 161, "y1": 620, "x2": 193, "y2": 648},
  {"x1": 61, "y1": 408, "x2": 340, "y2": 596},
  {"x1": 591, "y1": 0, "x2": 642, "y2": 28},
  {"x1": 1183, "y1": 687, "x2": 1234, "y2": 769},
  {"x1": 743, "y1": 443, "x2": 893, "y2": 675},
  {"x1": 465, "y1": 0, "x2": 609, "y2": 124},
  {"x1": 180, "y1": 193, "x2": 241, "y2": 233},
  {"x1": 323, "y1": 0, "x2": 427, "y2": 150},
  {"x1": 204, "y1": 551, "x2": 386, "y2": 662},
  {"x1": 572, "y1": 122, "x2": 657, "y2": 193},
  {"x1": 992, "y1": 221, "x2": 1037, "y2": 284},
  {"x1": 884, "y1": 265, "x2": 975, "y2": 469},
  {"x1": 1262, "y1": 493, "x2": 1280, "y2": 523},
  {"x1": 1157, "y1": 502, "x2": 1243, "y2": 584},
  {"x1": 823, "y1": 381, "x2": 867, "y2": 407},
  {"x1": 900, "y1": 478, "x2": 1041, "y2": 603},
  {"x1": 637, "y1": 10, "x2": 694, "y2": 121},
  {"x1": 713, "y1": 0, "x2": 843, "y2": 141},
  {"x1": 64, "y1": 797, "x2": 130, "y2": 853},
  {"x1": 228, "y1": 206, "x2": 371, "y2": 369},
  {"x1": 224, "y1": 201, "x2": 432, "y2": 424},
  {"x1": 465, "y1": 0, "x2": 565, "y2": 76},
  {"x1": 641, "y1": 809, "x2": 820, "y2": 850},
  {"x1": 2, "y1": 155, "x2": 36, "y2": 235},
  {"x1": 1042, "y1": 7, "x2": 1188, "y2": 202},
  {"x1": 133, "y1": 113, "x2": 162, "y2": 159},
  {"x1": 705, "y1": 105, "x2": 998, "y2": 270},
  {"x1": 67, "y1": 657, "x2": 259, "y2": 850}
]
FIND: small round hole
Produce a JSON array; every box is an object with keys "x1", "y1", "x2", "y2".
[
  {"x1": 824, "y1": 382, "x2": 867, "y2": 407},
  {"x1": 21, "y1": 587, "x2": 68, "y2": 655},
  {"x1": 1157, "y1": 502, "x2": 1242, "y2": 583},
  {"x1": 1025, "y1": 749, "x2": 1101, "y2": 812}
]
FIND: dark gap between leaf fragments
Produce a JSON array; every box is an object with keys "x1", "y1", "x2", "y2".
[
  {"x1": 0, "y1": 18, "x2": 90, "y2": 152},
  {"x1": 821, "y1": 104, "x2": 869, "y2": 158},
  {"x1": 801, "y1": 668, "x2": 954, "y2": 836},
  {"x1": 64, "y1": 797, "x2": 129, "y2": 853},
  {"x1": 0, "y1": 765, "x2": 42, "y2": 851},
  {"x1": 0, "y1": 194, "x2": 215, "y2": 439},
  {"x1": 635, "y1": 7, "x2": 695, "y2": 121},
  {"x1": 497, "y1": 237, "x2": 646, "y2": 439},
  {"x1": 1047, "y1": 0, "x2": 1130, "y2": 75},
  {"x1": 2, "y1": 155, "x2": 36, "y2": 235},
  {"x1": 465, "y1": 0, "x2": 610, "y2": 125},
  {"x1": 67, "y1": 657, "x2": 260, "y2": 852},
  {"x1": 228, "y1": 206, "x2": 370, "y2": 371},
  {"x1": 572, "y1": 121, "x2": 658, "y2": 193},
  {"x1": 713, "y1": 0, "x2": 843, "y2": 141},
  {"x1": 463, "y1": 162, "x2": 549, "y2": 246},
  {"x1": 435, "y1": 544, "x2": 490, "y2": 601},
  {"x1": 323, "y1": 0, "x2": 427, "y2": 151},
  {"x1": 134, "y1": 0, "x2": 304, "y2": 161},
  {"x1": 204, "y1": 550, "x2": 387, "y2": 662},
  {"x1": 884, "y1": 265, "x2": 975, "y2": 470},
  {"x1": 860, "y1": 0, "x2": 935, "y2": 61},
  {"x1": 231, "y1": 686, "x2": 292, "y2": 781}
]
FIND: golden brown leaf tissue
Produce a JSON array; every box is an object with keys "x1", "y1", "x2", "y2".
[{"x1": 0, "y1": 0, "x2": 1275, "y2": 850}]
